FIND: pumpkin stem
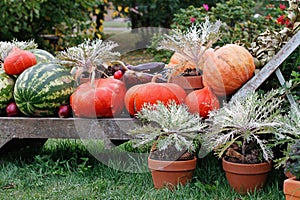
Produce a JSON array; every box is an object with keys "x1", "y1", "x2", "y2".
[
  {"x1": 151, "y1": 74, "x2": 163, "y2": 83},
  {"x1": 111, "y1": 60, "x2": 129, "y2": 71}
]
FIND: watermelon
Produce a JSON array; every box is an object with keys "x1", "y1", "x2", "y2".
[
  {"x1": 29, "y1": 49, "x2": 55, "y2": 63},
  {"x1": 0, "y1": 69, "x2": 14, "y2": 112},
  {"x1": 14, "y1": 62, "x2": 75, "y2": 116}
]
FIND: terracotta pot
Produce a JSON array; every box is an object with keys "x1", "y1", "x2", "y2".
[
  {"x1": 284, "y1": 177, "x2": 300, "y2": 200},
  {"x1": 170, "y1": 76, "x2": 204, "y2": 94},
  {"x1": 222, "y1": 158, "x2": 272, "y2": 194},
  {"x1": 286, "y1": 171, "x2": 296, "y2": 179},
  {"x1": 148, "y1": 157, "x2": 197, "y2": 190}
]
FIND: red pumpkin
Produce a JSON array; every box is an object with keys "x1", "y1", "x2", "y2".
[
  {"x1": 70, "y1": 78, "x2": 127, "y2": 118},
  {"x1": 185, "y1": 86, "x2": 220, "y2": 118},
  {"x1": 202, "y1": 44, "x2": 255, "y2": 96},
  {"x1": 4, "y1": 47, "x2": 37, "y2": 75},
  {"x1": 124, "y1": 81, "x2": 186, "y2": 116}
]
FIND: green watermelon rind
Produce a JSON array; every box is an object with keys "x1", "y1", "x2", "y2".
[
  {"x1": 29, "y1": 49, "x2": 55, "y2": 63},
  {"x1": 14, "y1": 62, "x2": 75, "y2": 116},
  {"x1": 0, "y1": 70, "x2": 14, "y2": 111}
]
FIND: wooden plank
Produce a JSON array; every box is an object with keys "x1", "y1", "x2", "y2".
[
  {"x1": 0, "y1": 117, "x2": 138, "y2": 149},
  {"x1": 233, "y1": 30, "x2": 300, "y2": 99}
]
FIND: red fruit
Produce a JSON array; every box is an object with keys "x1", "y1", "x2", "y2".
[
  {"x1": 6, "y1": 102, "x2": 21, "y2": 117},
  {"x1": 70, "y1": 78, "x2": 127, "y2": 118},
  {"x1": 58, "y1": 105, "x2": 72, "y2": 118},
  {"x1": 185, "y1": 87, "x2": 220, "y2": 118},
  {"x1": 114, "y1": 70, "x2": 123, "y2": 79},
  {"x1": 4, "y1": 47, "x2": 37, "y2": 75}
]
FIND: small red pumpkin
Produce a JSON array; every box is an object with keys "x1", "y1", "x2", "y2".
[
  {"x1": 185, "y1": 86, "x2": 220, "y2": 118},
  {"x1": 202, "y1": 44, "x2": 255, "y2": 96},
  {"x1": 70, "y1": 78, "x2": 127, "y2": 118},
  {"x1": 4, "y1": 47, "x2": 37, "y2": 75},
  {"x1": 124, "y1": 80, "x2": 186, "y2": 116}
]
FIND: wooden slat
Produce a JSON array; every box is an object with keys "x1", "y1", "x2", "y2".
[
  {"x1": 233, "y1": 30, "x2": 300, "y2": 99},
  {"x1": 0, "y1": 117, "x2": 138, "y2": 149}
]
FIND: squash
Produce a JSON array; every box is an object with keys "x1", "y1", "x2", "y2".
[
  {"x1": 124, "y1": 79, "x2": 186, "y2": 116},
  {"x1": 202, "y1": 44, "x2": 255, "y2": 96},
  {"x1": 185, "y1": 86, "x2": 220, "y2": 118},
  {"x1": 4, "y1": 47, "x2": 37, "y2": 75},
  {"x1": 70, "y1": 78, "x2": 127, "y2": 118},
  {"x1": 167, "y1": 52, "x2": 196, "y2": 76}
]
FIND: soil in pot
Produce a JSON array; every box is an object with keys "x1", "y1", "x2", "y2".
[
  {"x1": 284, "y1": 177, "x2": 300, "y2": 200},
  {"x1": 148, "y1": 156, "x2": 197, "y2": 190},
  {"x1": 222, "y1": 157, "x2": 272, "y2": 194}
]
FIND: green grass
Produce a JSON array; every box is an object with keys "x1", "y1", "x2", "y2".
[{"x1": 0, "y1": 139, "x2": 286, "y2": 200}]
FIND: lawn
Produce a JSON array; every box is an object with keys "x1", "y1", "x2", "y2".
[{"x1": 0, "y1": 139, "x2": 286, "y2": 200}]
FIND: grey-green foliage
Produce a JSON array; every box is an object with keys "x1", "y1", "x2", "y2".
[
  {"x1": 202, "y1": 89, "x2": 285, "y2": 162},
  {"x1": 129, "y1": 100, "x2": 207, "y2": 153}
]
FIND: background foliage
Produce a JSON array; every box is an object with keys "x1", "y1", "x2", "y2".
[{"x1": 0, "y1": 0, "x2": 107, "y2": 53}]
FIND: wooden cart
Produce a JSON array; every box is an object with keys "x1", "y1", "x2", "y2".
[{"x1": 0, "y1": 31, "x2": 299, "y2": 153}]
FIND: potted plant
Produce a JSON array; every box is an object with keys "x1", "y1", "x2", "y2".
[
  {"x1": 283, "y1": 139, "x2": 300, "y2": 200},
  {"x1": 201, "y1": 89, "x2": 284, "y2": 194},
  {"x1": 157, "y1": 16, "x2": 222, "y2": 93},
  {"x1": 128, "y1": 100, "x2": 207, "y2": 190},
  {"x1": 273, "y1": 103, "x2": 300, "y2": 199},
  {"x1": 56, "y1": 39, "x2": 121, "y2": 85}
]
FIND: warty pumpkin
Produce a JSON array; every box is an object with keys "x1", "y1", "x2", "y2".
[
  {"x1": 185, "y1": 86, "x2": 220, "y2": 118},
  {"x1": 4, "y1": 47, "x2": 37, "y2": 75},
  {"x1": 124, "y1": 80, "x2": 186, "y2": 116},
  {"x1": 202, "y1": 44, "x2": 255, "y2": 96}
]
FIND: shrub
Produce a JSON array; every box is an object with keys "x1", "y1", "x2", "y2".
[{"x1": 0, "y1": 0, "x2": 108, "y2": 52}]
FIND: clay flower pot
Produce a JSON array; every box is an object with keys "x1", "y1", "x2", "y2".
[
  {"x1": 148, "y1": 157, "x2": 197, "y2": 190},
  {"x1": 170, "y1": 75, "x2": 203, "y2": 94},
  {"x1": 284, "y1": 177, "x2": 300, "y2": 200},
  {"x1": 222, "y1": 158, "x2": 272, "y2": 194}
]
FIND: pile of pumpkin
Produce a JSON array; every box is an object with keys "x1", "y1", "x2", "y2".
[
  {"x1": 0, "y1": 43, "x2": 255, "y2": 119},
  {"x1": 71, "y1": 43, "x2": 256, "y2": 119}
]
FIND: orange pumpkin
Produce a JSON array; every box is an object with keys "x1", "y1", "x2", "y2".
[
  {"x1": 167, "y1": 52, "x2": 196, "y2": 75},
  {"x1": 185, "y1": 86, "x2": 220, "y2": 118},
  {"x1": 202, "y1": 44, "x2": 255, "y2": 96},
  {"x1": 4, "y1": 47, "x2": 37, "y2": 75},
  {"x1": 124, "y1": 81, "x2": 186, "y2": 116},
  {"x1": 70, "y1": 78, "x2": 127, "y2": 118}
]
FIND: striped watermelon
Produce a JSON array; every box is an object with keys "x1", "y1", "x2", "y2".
[
  {"x1": 14, "y1": 62, "x2": 75, "y2": 116},
  {"x1": 0, "y1": 69, "x2": 14, "y2": 112},
  {"x1": 29, "y1": 49, "x2": 55, "y2": 63}
]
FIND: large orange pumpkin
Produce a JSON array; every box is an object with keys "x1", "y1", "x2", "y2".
[
  {"x1": 70, "y1": 78, "x2": 127, "y2": 118},
  {"x1": 4, "y1": 47, "x2": 37, "y2": 75},
  {"x1": 185, "y1": 86, "x2": 220, "y2": 118},
  {"x1": 124, "y1": 81, "x2": 186, "y2": 116},
  {"x1": 202, "y1": 44, "x2": 255, "y2": 96}
]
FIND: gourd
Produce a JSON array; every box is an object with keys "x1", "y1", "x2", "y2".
[
  {"x1": 4, "y1": 47, "x2": 37, "y2": 75},
  {"x1": 185, "y1": 86, "x2": 220, "y2": 118},
  {"x1": 124, "y1": 78, "x2": 186, "y2": 116},
  {"x1": 14, "y1": 63, "x2": 75, "y2": 116},
  {"x1": 202, "y1": 44, "x2": 255, "y2": 96},
  {"x1": 70, "y1": 78, "x2": 127, "y2": 118},
  {"x1": 168, "y1": 52, "x2": 196, "y2": 75}
]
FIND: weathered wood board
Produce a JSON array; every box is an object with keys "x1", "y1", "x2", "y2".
[
  {"x1": 233, "y1": 30, "x2": 300, "y2": 99},
  {"x1": 0, "y1": 117, "x2": 138, "y2": 150}
]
